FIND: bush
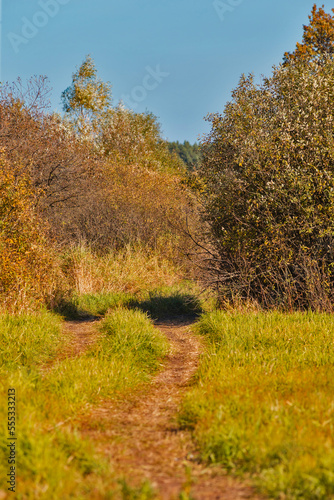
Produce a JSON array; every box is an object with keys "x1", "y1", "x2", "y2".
[
  {"x1": 0, "y1": 77, "x2": 95, "y2": 218},
  {"x1": 62, "y1": 161, "x2": 193, "y2": 253},
  {"x1": 0, "y1": 152, "x2": 62, "y2": 311},
  {"x1": 198, "y1": 56, "x2": 334, "y2": 310},
  {"x1": 100, "y1": 105, "x2": 184, "y2": 174},
  {"x1": 0, "y1": 71, "x2": 197, "y2": 312}
]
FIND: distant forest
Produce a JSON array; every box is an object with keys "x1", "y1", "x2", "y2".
[{"x1": 168, "y1": 140, "x2": 201, "y2": 169}]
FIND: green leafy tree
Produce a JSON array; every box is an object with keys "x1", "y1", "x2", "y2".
[
  {"x1": 168, "y1": 141, "x2": 201, "y2": 170},
  {"x1": 61, "y1": 55, "x2": 112, "y2": 136},
  {"x1": 197, "y1": 9, "x2": 334, "y2": 309}
]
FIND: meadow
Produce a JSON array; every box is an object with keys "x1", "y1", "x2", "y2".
[
  {"x1": 179, "y1": 310, "x2": 334, "y2": 499},
  {"x1": 2, "y1": 243, "x2": 334, "y2": 499}
]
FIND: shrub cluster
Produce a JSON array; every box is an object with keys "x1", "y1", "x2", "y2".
[
  {"x1": 0, "y1": 65, "x2": 195, "y2": 310},
  {"x1": 197, "y1": 6, "x2": 334, "y2": 310}
]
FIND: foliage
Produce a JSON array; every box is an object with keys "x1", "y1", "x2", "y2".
[
  {"x1": 284, "y1": 4, "x2": 334, "y2": 64},
  {"x1": 180, "y1": 310, "x2": 334, "y2": 499},
  {"x1": 61, "y1": 54, "x2": 112, "y2": 136},
  {"x1": 168, "y1": 140, "x2": 202, "y2": 170},
  {"x1": 0, "y1": 152, "x2": 62, "y2": 311},
  {"x1": 58, "y1": 57, "x2": 194, "y2": 255},
  {"x1": 0, "y1": 77, "x2": 95, "y2": 213},
  {"x1": 100, "y1": 105, "x2": 184, "y2": 173},
  {"x1": 0, "y1": 62, "x2": 197, "y2": 311},
  {"x1": 57, "y1": 157, "x2": 194, "y2": 253},
  {"x1": 197, "y1": 17, "x2": 334, "y2": 309},
  {"x1": 61, "y1": 56, "x2": 184, "y2": 174}
]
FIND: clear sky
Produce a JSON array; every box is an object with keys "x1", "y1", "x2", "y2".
[{"x1": 1, "y1": 0, "x2": 334, "y2": 143}]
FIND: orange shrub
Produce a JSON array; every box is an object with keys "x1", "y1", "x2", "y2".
[{"x1": 0, "y1": 151, "x2": 61, "y2": 311}]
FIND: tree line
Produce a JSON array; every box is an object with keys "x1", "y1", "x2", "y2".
[
  {"x1": 1, "y1": 3, "x2": 334, "y2": 312},
  {"x1": 0, "y1": 60, "x2": 195, "y2": 311}
]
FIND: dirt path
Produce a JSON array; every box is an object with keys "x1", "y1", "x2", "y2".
[
  {"x1": 40, "y1": 317, "x2": 100, "y2": 375},
  {"x1": 61, "y1": 317, "x2": 100, "y2": 359},
  {"x1": 74, "y1": 316, "x2": 264, "y2": 500}
]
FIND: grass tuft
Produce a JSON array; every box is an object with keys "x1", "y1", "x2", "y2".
[
  {"x1": 98, "y1": 307, "x2": 169, "y2": 370},
  {"x1": 0, "y1": 310, "x2": 63, "y2": 370}
]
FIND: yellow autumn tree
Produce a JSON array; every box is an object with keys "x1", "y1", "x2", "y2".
[{"x1": 284, "y1": 4, "x2": 334, "y2": 64}]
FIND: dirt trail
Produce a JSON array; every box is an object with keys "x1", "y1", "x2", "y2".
[
  {"x1": 40, "y1": 317, "x2": 100, "y2": 375},
  {"x1": 73, "y1": 316, "x2": 264, "y2": 500},
  {"x1": 61, "y1": 317, "x2": 100, "y2": 359}
]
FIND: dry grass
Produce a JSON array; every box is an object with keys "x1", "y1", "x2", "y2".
[{"x1": 61, "y1": 243, "x2": 185, "y2": 296}]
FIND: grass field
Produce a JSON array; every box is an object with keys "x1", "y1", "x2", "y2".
[
  {"x1": 0, "y1": 307, "x2": 168, "y2": 499},
  {"x1": 179, "y1": 310, "x2": 334, "y2": 500},
  {"x1": 4, "y1": 281, "x2": 333, "y2": 499}
]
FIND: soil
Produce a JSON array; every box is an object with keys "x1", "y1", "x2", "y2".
[
  {"x1": 61, "y1": 316, "x2": 100, "y2": 359},
  {"x1": 63, "y1": 315, "x2": 265, "y2": 500},
  {"x1": 40, "y1": 316, "x2": 100, "y2": 374}
]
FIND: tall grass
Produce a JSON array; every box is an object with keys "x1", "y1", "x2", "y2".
[
  {"x1": 0, "y1": 237, "x2": 191, "y2": 314},
  {"x1": 61, "y1": 243, "x2": 185, "y2": 297},
  {"x1": 179, "y1": 311, "x2": 334, "y2": 499},
  {"x1": 0, "y1": 308, "x2": 168, "y2": 499}
]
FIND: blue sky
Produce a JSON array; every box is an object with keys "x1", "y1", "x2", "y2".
[{"x1": 1, "y1": 0, "x2": 333, "y2": 142}]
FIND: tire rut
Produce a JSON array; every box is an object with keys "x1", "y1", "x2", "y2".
[
  {"x1": 77, "y1": 316, "x2": 264, "y2": 500},
  {"x1": 40, "y1": 317, "x2": 100, "y2": 374},
  {"x1": 60, "y1": 317, "x2": 100, "y2": 359}
]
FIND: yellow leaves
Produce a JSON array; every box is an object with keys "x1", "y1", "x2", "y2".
[
  {"x1": 284, "y1": 5, "x2": 334, "y2": 65},
  {"x1": 0, "y1": 155, "x2": 58, "y2": 307}
]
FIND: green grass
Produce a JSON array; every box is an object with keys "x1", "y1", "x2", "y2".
[
  {"x1": 98, "y1": 307, "x2": 169, "y2": 369},
  {"x1": 46, "y1": 307, "x2": 168, "y2": 408},
  {"x1": 0, "y1": 310, "x2": 63, "y2": 369},
  {"x1": 75, "y1": 292, "x2": 134, "y2": 316},
  {"x1": 179, "y1": 310, "x2": 334, "y2": 500},
  {"x1": 55, "y1": 292, "x2": 135, "y2": 319},
  {"x1": 0, "y1": 308, "x2": 168, "y2": 499}
]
